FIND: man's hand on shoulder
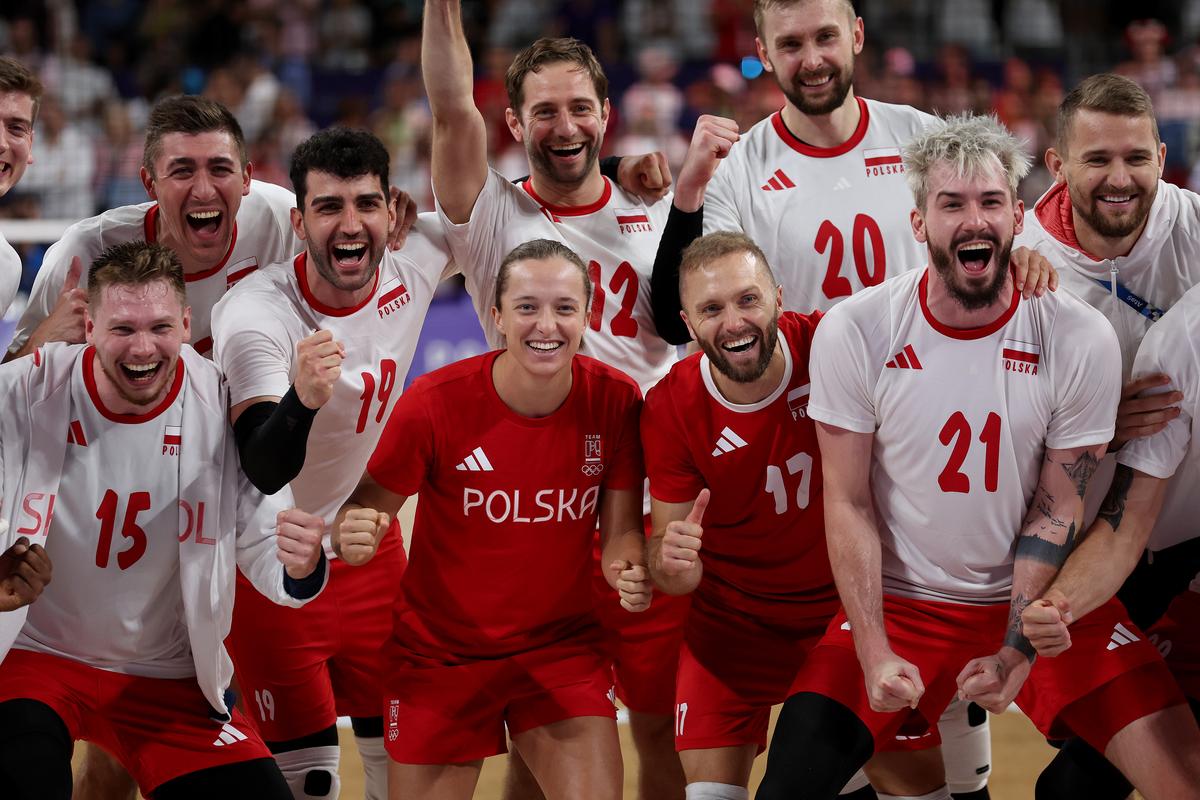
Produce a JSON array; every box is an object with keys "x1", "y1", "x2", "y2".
[
  {"x1": 617, "y1": 151, "x2": 672, "y2": 204},
  {"x1": 1010, "y1": 247, "x2": 1057, "y2": 300},
  {"x1": 1112, "y1": 373, "x2": 1182, "y2": 451},
  {"x1": 387, "y1": 187, "x2": 418, "y2": 251}
]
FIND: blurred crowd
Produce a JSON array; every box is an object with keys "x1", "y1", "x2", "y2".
[{"x1": 6, "y1": 0, "x2": 1200, "y2": 229}]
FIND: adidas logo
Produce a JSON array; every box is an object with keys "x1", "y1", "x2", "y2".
[
  {"x1": 212, "y1": 723, "x2": 248, "y2": 747},
  {"x1": 885, "y1": 344, "x2": 923, "y2": 370},
  {"x1": 1107, "y1": 622, "x2": 1139, "y2": 651},
  {"x1": 760, "y1": 168, "x2": 795, "y2": 191},
  {"x1": 711, "y1": 426, "x2": 748, "y2": 457},
  {"x1": 455, "y1": 446, "x2": 494, "y2": 472},
  {"x1": 833, "y1": 177, "x2": 852, "y2": 191},
  {"x1": 840, "y1": 620, "x2": 852, "y2": 631},
  {"x1": 67, "y1": 420, "x2": 87, "y2": 447}
]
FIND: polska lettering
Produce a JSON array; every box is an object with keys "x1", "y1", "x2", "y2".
[{"x1": 462, "y1": 486, "x2": 601, "y2": 523}]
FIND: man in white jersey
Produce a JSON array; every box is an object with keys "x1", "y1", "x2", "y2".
[
  {"x1": 424, "y1": 2, "x2": 689, "y2": 797},
  {"x1": 8, "y1": 95, "x2": 301, "y2": 361},
  {"x1": 755, "y1": 114, "x2": 1200, "y2": 800},
  {"x1": 210, "y1": 128, "x2": 454, "y2": 800},
  {"x1": 0, "y1": 57, "x2": 40, "y2": 319},
  {"x1": 0, "y1": 240, "x2": 328, "y2": 800},
  {"x1": 1022, "y1": 281, "x2": 1200, "y2": 798}
]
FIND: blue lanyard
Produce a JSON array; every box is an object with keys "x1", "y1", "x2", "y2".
[{"x1": 1092, "y1": 277, "x2": 1166, "y2": 322}]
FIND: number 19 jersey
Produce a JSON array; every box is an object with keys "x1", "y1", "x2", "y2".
[
  {"x1": 807, "y1": 269, "x2": 1121, "y2": 603},
  {"x1": 705, "y1": 98, "x2": 933, "y2": 314}
]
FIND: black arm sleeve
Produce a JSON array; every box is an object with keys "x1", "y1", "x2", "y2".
[
  {"x1": 650, "y1": 204, "x2": 705, "y2": 346},
  {"x1": 232, "y1": 386, "x2": 318, "y2": 495},
  {"x1": 598, "y1": 155, "x2": 623, "y2": 182},
  {"x1": 283, "y1": 551, "x2": 327, "y2": 600}
]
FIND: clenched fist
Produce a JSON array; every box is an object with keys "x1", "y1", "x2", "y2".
[
  {"x1": 294, "y1": 329, "x2": 344, "y2": 410},
  {"x1": 0, "y1": 535, "x2": 53, "y2": 612},
  {"x1": 610, "y1": 560, "x2": 653, "y2": 613},
  {"x1": 276, "y1": 509, "x2": 326, "y2": 580},
  {"x1": 334, "y1": 507, "x2": 390, "y2": 566}
]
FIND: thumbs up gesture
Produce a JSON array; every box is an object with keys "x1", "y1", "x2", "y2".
[
  {"x1": 660, "y1": 488, "x2": 709, "y2": 577},
  {"x1": 23, "y1": 256, "x2": 88, "y2": 355}
]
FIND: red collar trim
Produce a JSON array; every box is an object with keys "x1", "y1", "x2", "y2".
[
  {"x1": 1033, "y1": 182, "x2": 1103, "y2": 262},
  {"x1": 82, "y1": 344, "x2": 186, "y2": 424},
  {"x1": 144, "y1": 204, "x2": 240, "y2": 282},
  {"x1": 918, "y1": 268, "x2": 1020, "y2": 340},
  {"x1": 771, "y1": 96, "x2": 869, "y2": 158},
  {"x1": 293, "y1": 252, "x2": 379, "y2": 317},
  {"x1": 521, "y1": 177, "x2": 613, "y2": 217}
]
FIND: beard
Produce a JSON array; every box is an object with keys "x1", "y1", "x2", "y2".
[
  {"x1": 929, "y1": 234, "x2": 1014, "y2": 311},
  {"x1": 778, "y1": 60, "x2": 855, "y2": 116},
  {"x1": 699, "y1": 311, "x2": 781, "y2": 384},
  {"x1": 308, "y1": 238, "x2": 384, "y2": 293},
  {"x1": 1069, "y1": 183, "x2": 1155, "y2": 239},
  {"x1": 527, "y1": 136, "x2": 602, "y2": 189}
]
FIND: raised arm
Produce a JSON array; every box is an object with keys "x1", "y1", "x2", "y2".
[
  {"x1": 598, "y1": 487, "x2": 652, "y2": 612},
  {"x1": 817, "y1": 421, "x2": 924, "y2": 712},
  {"x1": 423, "y1": 0, "x2": 489, "y2": 224}
]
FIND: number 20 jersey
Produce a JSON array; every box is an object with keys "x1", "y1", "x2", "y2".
[
  {"x1": 807, "y1": 269, "x2": 1121, "y2": 603},
  {"x1": 641, "y1": 312, "x2": 837, "y2": 619},
  {"x1": 704, "y1": 98, "x2": 933, "y2": 314}
]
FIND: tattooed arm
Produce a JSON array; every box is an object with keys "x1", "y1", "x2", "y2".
[
  {"x1": 1020, "y1": 464, "x2": 1168, "y2": 655},
  {"x1": 956, "y1": 442, "x2": 1105, "y2": 711}
]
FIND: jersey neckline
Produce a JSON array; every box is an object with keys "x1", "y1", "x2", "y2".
[
  {"x1": 293, "y1": 252, "x2": 380, "y2": 317},
  {"x1": 521, "y1": 177, "x2": 613, "y2": 217},
  {"x1": 917, "y1": 269, "x2": 1020, "y2": 340},
  {"x1": 771, "y1": 96, "x2": 869, "y2": 158},
  {"x1": 82, "y1": 344, "x2": 186, "y2": 424},
  {"x1": 480, "y1": 349, "x2": 582, "y2": 427},
  {"x1": 699, "y1": 329, "x2": 794, "y2": 412},
  {"x1": 143, "y1": 204, "x2": 240, "y2": 283}
]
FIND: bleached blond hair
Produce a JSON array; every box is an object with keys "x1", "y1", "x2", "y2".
[{"x1": 903, "y1": 113, "x2": 1031, "y2": 210}]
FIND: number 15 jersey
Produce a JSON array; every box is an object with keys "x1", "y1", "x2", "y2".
[{"x1": 807, "y1": 269, "x2": 1120, "y2": 604}]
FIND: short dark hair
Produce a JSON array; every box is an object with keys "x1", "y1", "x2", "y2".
[
  {"x1": 0, "y1": 56, "x2": 43, "y2": 119},
  {"x1": 142, "y1": 95, "x2": 248, "y2": 175},
  {"x1": 679, "y1": 231, "x2": 777, "y2": 294},
  {"x1": 495, "y1": 238, "x2": 591, "y2": 310},
  {"x1": 505, "y1": 37, "x2": 608, "y2": 115},
  {"x1": 1057, "y1": 74, "x2": 1160, "y2": 155},
  {"x1": 88, "y1": 240, "x2": 186, "y2": 308},
  {"x1": 289, "y1": 128, "x2": 391, "y2": 210},
  {"x1": 753, "y1": 0, "x2": 856, "y2": 35}
]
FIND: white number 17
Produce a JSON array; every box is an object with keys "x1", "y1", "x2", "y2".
[{"x1": 765, "y1": 452, "x2": 813, "y2": 514}]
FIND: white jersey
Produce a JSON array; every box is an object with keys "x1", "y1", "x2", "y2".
[
  {"x1": 211, "y1": 219, "x2": 453, "y2": 530},
  {"x1": 705, "y1": 97, "x2": 934, "y2": 314},
  {"x1": 12, "y1": 180, "x2": 302, "y2": 357},
  {"x1": 808, "y1": 268, "x2": 1120, "y2": 603},
  {"x1": 15, "y1": 350, "x2": 192, "y2": 677},
  {"x1": 438, "y1": 168, "x2": 677, "y2": 393},
  {"x1": 1118, "y1": 284, "x2": 1200, "y2": 551},
  {"x1": 0, "y1": 232, "x2": 20, "y2": 318}
]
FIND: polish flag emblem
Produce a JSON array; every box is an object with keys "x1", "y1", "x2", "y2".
[
  {"x1": 863, "y1": 147, "x2": 903, "y2": 168},
  {"x1": 163, "y1": 425, "x2": 182, "y2": 455},
  {"x1": 1001, "y1": 338, "x2": 1041, "y2": 365}
]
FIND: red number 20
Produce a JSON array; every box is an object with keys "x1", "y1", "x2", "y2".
[
  {"x1": 817, "y1": 214, "x2": 886, "y2": 300},
  {"x1": 938, "y1": 411, "x2": 1001, "y2": 493}
]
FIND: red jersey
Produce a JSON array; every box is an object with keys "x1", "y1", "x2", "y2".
[
  {"x1": 642, "y1": 312, "x2": 837, "y2": 619},
  {"x1": 368, "y1": 351, "x2": 643, "y2": 663}
]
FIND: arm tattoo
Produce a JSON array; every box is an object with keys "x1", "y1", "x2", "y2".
[
  {"x1": 1097, "y1": 465, "x2": 1134, "y2": 531},
  {"x1": 1004, "y1": 591, "x2": 1036, "y2": 661},
  {"x1": 1035, "y1": 494, "x2": 1068, "y2": 531},
  {"x1": 1060, "y1": 451, "x2": 1100, "y2": 498},
  {"x1": 1015, "y1": 521, "x2": 1078, "y2": 567}
]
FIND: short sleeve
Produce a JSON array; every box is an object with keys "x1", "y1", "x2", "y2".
[
  {"x1": 806, "y1": 305, "x2": 877, "y2": 433},
  {"x1": 1045, "y1": 306, "x2": 1121, "y2": 449},
  {"x1": 1118, "y1": 306, "x2": 1199, "y2": 479},
  {"x1": 641, "y1": 380, "x2": 706, "y2": 503},
  {"x1": 368, "y1": 381, "x2": 436, "y2": 497},
  {"x1": 702, "y1": 159, "x2": 744, "y2": 236},
  {"x1": 210, "y1": 290, "x2": 295, "y2": 406}
]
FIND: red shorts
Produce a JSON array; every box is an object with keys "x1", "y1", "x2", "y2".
[
  {"x1": 0, "y1": 649, "x2": 272, "y2": 794},
  {"x1": 382, "y1": 633, "x2": 615, "y2": 764},
  {"x1": 1146, "y1": 590, "x2": 1200, "y2": 699},
  {"x1": 793, "y1": 595, "x2": 1184, "y2": 754},
  {"x1": 675, "y1": 594, "x2": 837, "y2": 752},
  {"x1": 229, "y1": 529, "x2": 405, "y2": 740},
  {"x1": 592, "y1": 520, "x2": 689, "y2": 716}
]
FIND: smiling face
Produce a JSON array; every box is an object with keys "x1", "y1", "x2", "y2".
[
  {"x1": 507, "y1": 61, "x2": 609, "y2": 190},
  {"x1": 1050, "y1": 108, "x2": 1164, "y2": 243},
  {"x1": 0, "y1": 90, "x2": 34, "y2": 197},
  {"x1": 682, "y1": 249, "x2": 782, "y2": 384},
  {"x1": 756, "y1": 0, "x2": 863, "y2": 117},
  {"x1": 912, "y1": 160, "x2": 1023, "y2": 310},
  {"x1": 292, "y1": 169, "x2": 393, "y2": 294},
  {"x1": 86, "y1": 280, "x2": 190, "y2": 411},
  {"x1": 491, "y1": 256, "x2": 589, "y2": 379},
  {"x1": 140, "y1": 130, "x2": 251, "y2": 272}
]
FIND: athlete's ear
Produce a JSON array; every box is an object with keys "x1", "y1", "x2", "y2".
[
  {"x1": 181, "y1": 305, "x2": 192, "y2": 343},
  {"x1": 1012, "y1": 198, "x2": 1025, "y2": 237},
  {"x1": 241, "y1": 161, "x2": 253, "y2": 196},
  {"x1": 775, "y1": 284, "x2": 783, "y2": 309},
  {"x1": 290, "y1": 207, "x2": 307, "y2": 241},
  {"x1": 140, "y1": 166, "x2": 157, "y2": 201},
  {"x1": 491, "y1": 304, "x2": 505, "y2": 337},
  {"x1": 600, "y1": 97, "x2": 611, "y2": 132},
  {"x1": 755, "y1": 37, "x2": 773, "y2": 74},
  {"x1": 852, "y1": 16, "x2": 865, "y2": 54},
  {"x1": 1158, "y1": 141, "x2": 1167, "y2": 177},
  {"x1": 1044, "y1": 147, "x2": 1066, "y2": 183},
  {"x1": 84, "y1": 308, "x2": 95, "y2": 345},
  {"x1": 910, "y1": 207, "x2": 928, "y2": 244},
  {"x1": 506, "y1": 107, "x2": 524, "y2": 144}
]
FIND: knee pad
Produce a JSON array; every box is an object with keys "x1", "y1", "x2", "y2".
[
  {"x1": 877, "y1": 789, "x2": 951, "y2": 800},
  {"x1": 272, "y1": 745, "x2": 341, "y2": 799},
  {"x1": 937, "y1": 699, "x2": 991, "y2": 794},
  {"x1": 354, "y1": 733, "x2": 388, "y2": 800},
  {"x1": 686, "y1": 782, "x2": 749, "y2": 800},
  {"x1": 756, "y1": 692, "x2": 874, "y2": 800},
  {"x1": 0, "y1": 699, "x2": 73, "y2": 800},
  {"x1": 1034, "y1": 738, "x2": 1131, "y2": 800}
]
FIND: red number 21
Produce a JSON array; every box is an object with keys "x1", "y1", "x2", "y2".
[{"x1": 937, "y1": 411, "x2": 1001, "y2": 493}]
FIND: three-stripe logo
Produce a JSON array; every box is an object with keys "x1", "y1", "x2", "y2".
[
  {"x1": 885, "y1": 344, "x2": 923, "y2": 370},
  {"x1": 212, "y1": 723, "x2": 248, "y2": 747},
  {"x1": 711, "y1": 426, "x2": 748, "y2": 457},
  {"x1": 456, "y1": 447, "x2": 494, "y2": 472},
  {"x1": 1107, "y1": 622, "x2": 1139, "y2": 651},
  {"x1": 760, "y1": 169, "x2": 795, "y2": 191}
]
